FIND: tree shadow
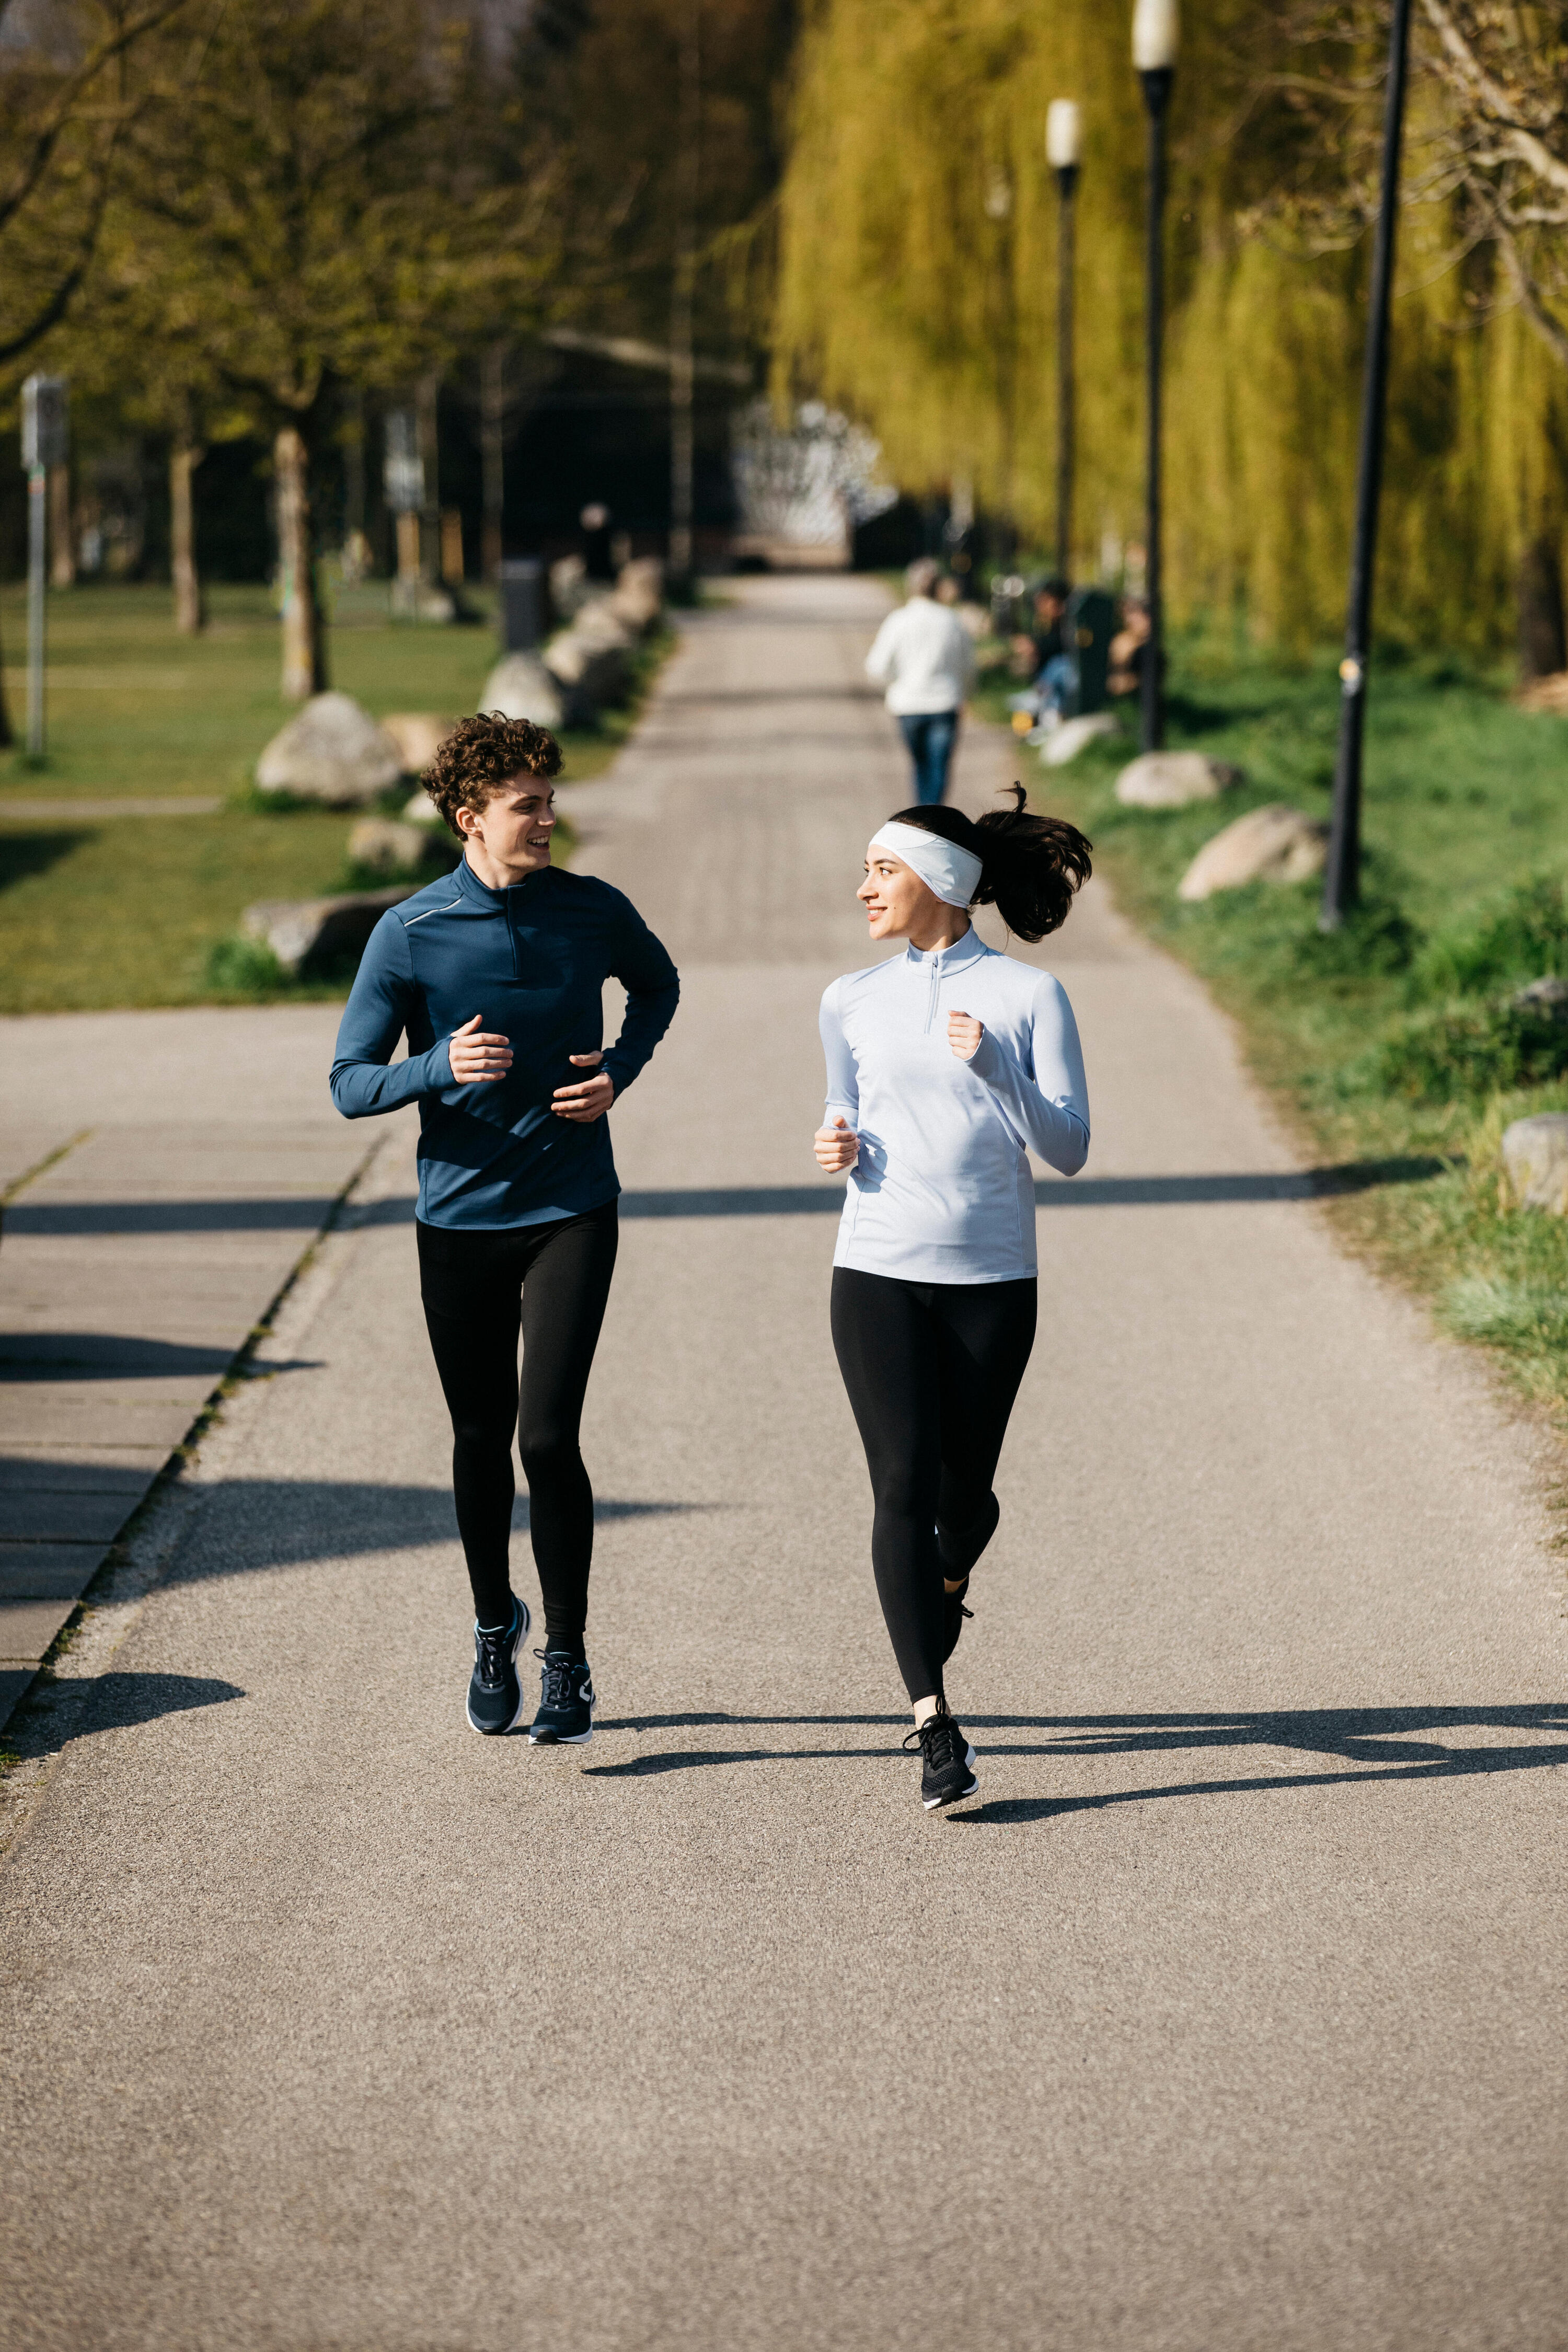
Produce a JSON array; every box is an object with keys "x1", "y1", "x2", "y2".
[
  {"x1": 582, "y1": 1703, "x2": 1568, "y2": 1814},
  {"x1": 0, "y1": 828, "x2": 85, "y2": 896},
  {"x1": 4, "y1": 1670, "x2": 245, "y2": 1768}
]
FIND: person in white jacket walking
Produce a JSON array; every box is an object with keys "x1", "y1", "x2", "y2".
[{"x1": 864, "y1": 557, "x2": 977, "y2": 805}]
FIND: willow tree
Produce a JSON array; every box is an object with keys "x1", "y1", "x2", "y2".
[
  {"x1": 100, "y1": 0, "x2": 560, "y2": 698},
  {"x1": 774, "y1": 0, "x2": 1568, "y2": 657}
]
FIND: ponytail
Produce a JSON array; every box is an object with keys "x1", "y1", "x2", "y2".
[{"x1": 889, "y1": 783, "x2": 1091, "y2": 942}]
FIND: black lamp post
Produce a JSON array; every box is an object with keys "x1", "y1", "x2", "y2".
[
  {"x1": 1320, "y1": 0, "x2": 1414, "y2": 929},
  {"x1": 1046, "y1": 100, "x2": 1081, "y2": 581},
  {"x1": 1134, "y1": 0, "x2": 1178, "y2": 754}
]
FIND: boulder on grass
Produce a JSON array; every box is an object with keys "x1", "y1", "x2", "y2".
[
  {"x1": 381, "y1": 712, "x2": 456, "y2": 775},
  {"x1": 403, "y1": 789, "x2": 443, "y2": 825},
  {"x1": 606, "y1": 557, "x2": 664, "y2": 633},
  {"x1": 1043, "y1": 713, "x2": 1120, "y2": 768},
  {"x1": 1116, "y1": 751, "x2": 1244, "y2": 809},
  {"x1": 241, "y1": 887, "x2": 414, "y2": 976},
  {"x1": 1501, "y1": 1113, "x2": 1568, "y2": 1212},
  {"x1": 255, "y1": 693, "x2": 402, "y2": 806},
  {"x1": 390, "y1": 578, "x2": 455, "y2": 624},
  {"x1": 1513, "y1": 976, "x2": 1568, "y2": 1019},
  {"x1": 348, "y1": 818, "x2": 438, "y2": 878},
  {"x1": 549, "y1": 554, "x2": 592, "y2": 621},
  {"x1": 478, "y1": 653, "x2": 565, "y2": 729},
  {"x1": 1177, "y1": 804, "x2": 1328, "y2": 901},
  {"x1": 545, "y1": 626, "x2": 630, "y2": 713}
]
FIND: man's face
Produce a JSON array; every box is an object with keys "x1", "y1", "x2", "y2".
[
  {"x1": 1036, "y1": 592, "x2": 1065, "y2": 625},
  {"x1": 456, "y1": 775, "x2": 557, "y2": 874}
]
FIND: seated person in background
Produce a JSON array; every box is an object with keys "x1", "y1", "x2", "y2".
[
  {"x1": 1108, "y1": 596, "x2": 1152, "y2": 698},
  {"x1": 1008, "y1": 576, "x2": 1070, "y2": 680}
]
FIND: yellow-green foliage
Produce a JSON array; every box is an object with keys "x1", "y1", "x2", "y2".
[{"x1": 775, "y1": 0, "x2": 1568, "y2": 652}]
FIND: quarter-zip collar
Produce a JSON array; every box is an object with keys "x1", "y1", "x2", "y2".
[
  {"x1": 904, "y1": 928, "x2": 990, "y2": 1032},
  {"x1": 455, "y1": 855, "x2": 550, "y2": 979}
]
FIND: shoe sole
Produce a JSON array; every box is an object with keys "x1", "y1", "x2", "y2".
[
  {"x1": 465, "y1": 1598, "x2": 531, "y2": 1736},
  {"x1": 528, "y1": 1691, "x2": 596, "y2": 1746},
  {"x1": 922, "y1": 1741, "x2": 978, "y2": 1811}
]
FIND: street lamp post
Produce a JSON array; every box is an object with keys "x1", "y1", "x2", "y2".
[
  {"x1": 1046, "y1": 100, "x2": 1081, "y2": 582},
  {"x1": 1133, "y1": 0, "x2": 1178, "y2": 755},
  {"x1": 1320, "y1": 0, "x2": 1414, "y2": 929},
  {"x1": 21, "y1": 374, "x2": 67, "y2": 762}
]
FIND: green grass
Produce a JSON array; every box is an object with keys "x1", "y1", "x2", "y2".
[
  {"x1": 988, "y1": 631, "x2": 1568, "y2": 1423},
  {"x1": 0, "y1": 583, "x2": 670, "y2": 1010}
]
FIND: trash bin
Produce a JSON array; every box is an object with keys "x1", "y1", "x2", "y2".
[{"x1": 499, "y1": 558, "x2": 544, "y2": 653}]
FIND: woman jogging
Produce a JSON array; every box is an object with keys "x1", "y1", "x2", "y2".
[
  {"x1": 331, "y1": 713, "x2": 678, "y2": 1744},
  {"x1": 814, "y1": 786, "x2": 1091, "y2": 1811}
]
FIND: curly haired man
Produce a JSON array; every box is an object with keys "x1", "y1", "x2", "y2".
[{"x1": 330, "y1": 712, "x2": 679, "y2": 1742}]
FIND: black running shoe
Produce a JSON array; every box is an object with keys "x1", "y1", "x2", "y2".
[
  {"x1": 937, "y1": 1490, "x2": 1000, "y2": 1578},
  {"x1": 942, "y1": 1575, "x2": 973, "y2": 1665},
  {"x1": 467, "y1": 1594, "x2": 530, "y2": 1736},
  {"x1": 528, "y1": 1650, "x2": 595, "y2": 1745},
  {"x1": 904, "y1": 1706, "x2": 978, "y2": 1812}
]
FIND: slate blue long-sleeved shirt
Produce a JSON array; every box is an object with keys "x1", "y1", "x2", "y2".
[
  {"x1": 821, "y1": 930, "x2": 1089, "y2": 1283},
  {"x1": 330, "y1": 857, "x2": 679, "y2": 1229}
]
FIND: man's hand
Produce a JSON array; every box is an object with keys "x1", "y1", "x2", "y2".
[
  {"x1": 448, "y1": 1013, "x2": 513, "y2": 1085},
  {"x1": 814, "y1": 1114, "x2": 860, "y2": 1172},
  {"x1": 552, "y1": 1050, "x2": 615, "y2": 1124},
  {"x1": 948, "y1": 1010, "x2": 984, "y2": 1061}
]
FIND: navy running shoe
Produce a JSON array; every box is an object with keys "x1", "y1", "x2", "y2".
[
  {"x1": 904, "y1": 1706, "x2": 978, "y2": 1812},
  {"x1": 466, "y1": 1594, "x2": 531, "y2": 1736},
  {"x1": 528, "y1": 1650, "x2": 596, "y2": 1745}
]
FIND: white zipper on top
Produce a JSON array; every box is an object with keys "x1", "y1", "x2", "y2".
[{"x1": 924, "y1": 947, "x2": 940, "y2": 1034}]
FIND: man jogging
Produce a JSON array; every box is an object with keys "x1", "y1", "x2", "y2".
[{"x1": 330, "y1": 713, "x2": 678, "y2": 1743}]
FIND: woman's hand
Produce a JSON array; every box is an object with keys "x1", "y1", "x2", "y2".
[
  {"x1": 448, "y1": 1013, "x2": 513, "y2": 1084},
  {"x1": 814, "y1": 1115, "x2": 859, "y2": 1172},
  {"x1": 552, "y1": 1050, "x2": 615, "y2": 1124},
  {"x1": 948, "y1": 1010, "x2": 984, "y2": 1061}
]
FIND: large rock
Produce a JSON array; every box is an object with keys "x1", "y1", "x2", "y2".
[
  {"x1": 390, "y1": 578, "x2": 455, "y2": 624},
  {"x1": 1116, "y1": 751, "x2": 1244, "y2": 809},
  {"x1": 348, "y1": 818, "x2": 439, "y2": 878},
  {"x1": 1513, "y1": 976, "x2": 1568, "y2": 1019},
  {"x1": 478, "y1": 653, "x2": 565, "y2": 729},
  {"x1": 241, "y1": 887, "x2": 414, "y2": 975},
  {"x1": 381, "y1": 712, "x2": 456, "y2": 774},
  {"x1": 1501, "y1": 1114, "x2": 1568, "y2": 1212},
  {"x1": 1042, "y1": 713, "x2": 1120, "y2": 768},
  {"x1": 549, "y1": 554, "x2": 592, "y2": 621},
  {"x1": 605, "y1": 557, "x2": 664, "y2": 634},
  {"x1": 544, "y1": 626, "x2": 631, "y2": 713},
  {"x1": 403, "y1": 789, "x2": 443, "y2": 826},
  {"x1": 255, "y1": 693, "x2": 402, "y2": 806},
  {"x1": 1178, "y1": 804, "x2": 1328, "y2": 901},
  {"x1": 569, "y1": 595, "x2": 636, "y2": 652}
]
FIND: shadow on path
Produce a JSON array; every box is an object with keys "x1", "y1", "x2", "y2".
[{"x1": 584, "y1": 1703, "x2": 1568, "y2": 1815}]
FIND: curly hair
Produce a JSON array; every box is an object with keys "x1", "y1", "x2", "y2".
[{"x1": 424, "y1": 711, "x2": 563, "y2": 837}]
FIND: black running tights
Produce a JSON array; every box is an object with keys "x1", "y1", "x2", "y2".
[
  {"x1": 830, "y1": 1266, "x2": 1037, "y2": 1703},
  {"x1": 418, "y1": 1202, "x2": 619, "y2": 1640}
]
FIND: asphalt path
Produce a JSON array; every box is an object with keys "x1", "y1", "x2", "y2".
[{"x1": 2, "y1": 576, "x2": 1565, "y2": 2351}]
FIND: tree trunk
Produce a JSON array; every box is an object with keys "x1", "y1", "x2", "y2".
[
  {"x1": 170, "y1": 442, "x2": 206, "y2": 634},
  {"x1": 48, "y1": 465, "x2": 74, "y2": 589},
  {"x1": 274, "y1": 423, "x2": 328, "y2": 700},
  {"x1": 1518, "y1": 533, "x2": 1566, "y2": 679},
  {"x1": 481, "y1": 342, "x2": 506, "y2": 583},
  {"x1": 0, "y1": 607, "x2": 14, "y2": 748},
  {"x1": 417, "y1": 371, "x2": 440, "y2": 585}
]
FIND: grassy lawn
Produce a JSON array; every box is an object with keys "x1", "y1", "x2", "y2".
[
  {"x1": 980, "y1": 635, "x2": 1568, "y2": 1425},
  {"x1": 0, "y1": 582, "x2": 668, "y2": 1012}
]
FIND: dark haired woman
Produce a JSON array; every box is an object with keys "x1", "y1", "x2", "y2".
[
  {"x1": 814, "y1": 787, "x2": 1091, "y2": 1811},
  {"x1": 331, "y1": 713, "x2": 678, "y2": 1743}
]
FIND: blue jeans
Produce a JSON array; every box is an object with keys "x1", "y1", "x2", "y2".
[
  {"x1": 1036, "y1": 653, "x2": 1077, "y2": 719},
  {"x1": 897, "y1": 710, "x2": 960, "y2": 805}
]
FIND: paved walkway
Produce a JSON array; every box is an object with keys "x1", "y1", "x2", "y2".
[{"x1": 2, "y1": 577, "x2": 1566, "y2": 2351}]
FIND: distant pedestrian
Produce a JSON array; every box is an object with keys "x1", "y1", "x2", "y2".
[
  {"x1": 814, "y1": 787, "x2": 1092, "y2": 1812},
  {"x1": 330, "y1": 713, "x2": 679, "y2": 1744},
  {"x1": 864, "y1": 556, "x2": 976, "y2": 805}
]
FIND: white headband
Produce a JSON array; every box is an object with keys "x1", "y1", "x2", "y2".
[{"x1": 868, "y1": 821, "x2": 983, "y2": 909}]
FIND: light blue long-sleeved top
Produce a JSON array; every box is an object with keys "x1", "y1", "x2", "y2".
[{"x1": 820, "y1": 930, "x2": 1089, "y2": 1284}]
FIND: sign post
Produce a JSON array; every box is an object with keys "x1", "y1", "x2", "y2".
[{"x1": 21, "y1": 375, "x2": 67, "y2": 760}]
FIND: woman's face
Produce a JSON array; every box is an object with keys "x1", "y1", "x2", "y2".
[{"x1": 858, "y1": 849, "x2": 944, "y2": 941}]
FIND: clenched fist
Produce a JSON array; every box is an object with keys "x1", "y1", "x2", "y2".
[
  {"x1": 814, "y1": 1114, "x2": 860, "y2": 1172},
  {"x1": 948, "y1": 1009, "x2": 984, "y2": 1060}
]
